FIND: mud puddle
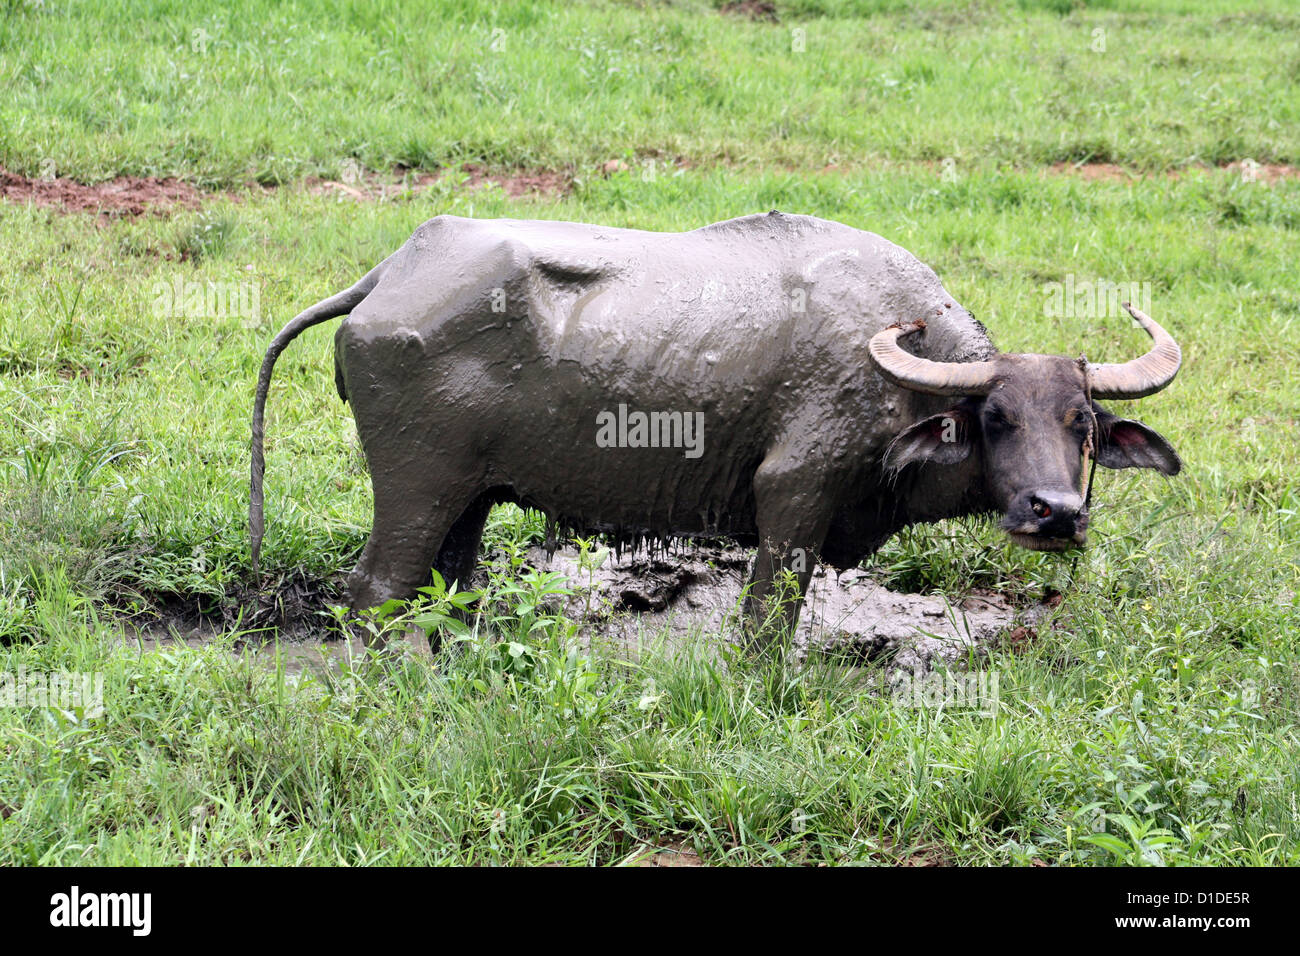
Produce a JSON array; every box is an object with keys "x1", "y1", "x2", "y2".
[
  {"x1": 534, "y1": 544, "x2": 1047, "y2": 673},
  {"x1": 113, "y1": 571, "x2": 365, "y2": 678},
  {"x1": 118, "y1": 623, "x2": 370, "y2": 679},
  {"x1": 119, "y1": 542, "x2": 1047, "y2": 681}
]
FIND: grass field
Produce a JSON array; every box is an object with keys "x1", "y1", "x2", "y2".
[{"x1": 1, "y1": 0, "x2": 1297, "y2": 865}]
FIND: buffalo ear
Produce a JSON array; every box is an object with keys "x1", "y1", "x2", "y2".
[
  {"x1": 1092, "y1": 406, "x2": 1182, "y2": 475},
  {"x1": 884, "y1": 406, "x2": 976, "y2": 472}
]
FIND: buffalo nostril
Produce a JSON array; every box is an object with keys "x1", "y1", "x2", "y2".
[{"x1": 1027, "y1": 493, "x2": 1084, "y2": 533}]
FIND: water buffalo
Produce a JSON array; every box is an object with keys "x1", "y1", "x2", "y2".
[{"x1": 251, "y1": 212, "x2": 1181, "y2": 644}]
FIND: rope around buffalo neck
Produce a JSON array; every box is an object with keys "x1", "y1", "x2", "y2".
[{"x1": 1077, "y1": 355, "x2": 1099, "y2": 512}]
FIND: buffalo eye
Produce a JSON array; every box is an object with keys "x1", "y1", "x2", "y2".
[
  {"x1": 1067, "y1": 408, "x2": 1094, "y2": 440},
  {"x1": 983, "y1": 406, "x2": 1016, "y2": 434}
]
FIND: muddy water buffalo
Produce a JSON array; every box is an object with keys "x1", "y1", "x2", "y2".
[{"x1": 251, "y1": 212, "x2": 1181, "y2": 644}]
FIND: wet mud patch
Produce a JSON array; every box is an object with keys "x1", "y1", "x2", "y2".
[
  {"x1": 0, "y1": 166, "x2": 203, "y2": 216},
  {"x1": 532, "y1": 543, "x2": 1049, "y2": 673},
  {"x1": 120, "y1": 624, "x2": 368, "y2": 677},
  {"x1": 117, "y1": 570, "x2": 344, "y2": 643},
  {"x1": 114, "y1": 571, "x2": 365, "y2": 676},
  {"x1": 115, "y1": 545, "x2": 1048, "y2": 678}
]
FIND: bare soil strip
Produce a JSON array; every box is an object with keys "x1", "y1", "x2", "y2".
[
  {"x1": 0, "y1": 167, "x2": 203, "y2": 216},
  {"x1": 5, "y1": 160, "x2": 1294, "y2": 217}
]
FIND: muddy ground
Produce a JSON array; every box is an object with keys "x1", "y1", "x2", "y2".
[
  {"x1": 122, "y1": 543, "x2": 1050, "y2": 678},
  {"x1": 535, "y1": 544, "x2": 1047, "y2": 672}
]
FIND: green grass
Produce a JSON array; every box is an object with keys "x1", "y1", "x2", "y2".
[
  {"x1": 1, "y1": 0, "x2": 1298, "y2": 865},
  {"x1": 3, "y1": 0, "x2": 1300, "y2": 185}
]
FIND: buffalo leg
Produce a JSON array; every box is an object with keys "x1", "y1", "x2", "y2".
[
  {"x1": 433, "y1": 494, "x2": 494, "y2": 593},
  {"x1": 742, "y1": 454, "x2": 834, "y2": 647},
  {"x1": 348, "y1": 461, "x2": 482, "y2": 647},
  {"x1": 420, "y1": 495, "x2": 495, "y2": 653}
]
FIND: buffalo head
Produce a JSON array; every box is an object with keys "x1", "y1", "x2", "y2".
[{"x1": 870, "y1": 303, "x2": 1182, "y2": 551}]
